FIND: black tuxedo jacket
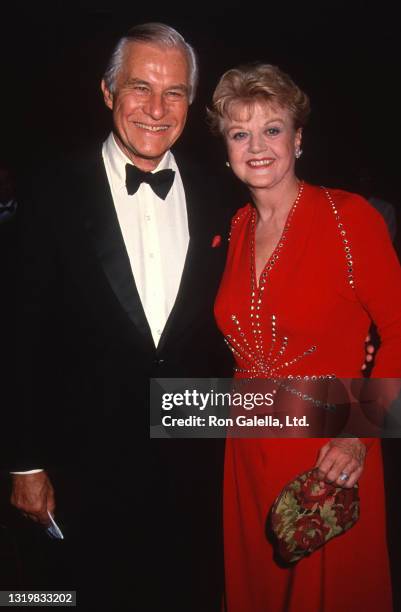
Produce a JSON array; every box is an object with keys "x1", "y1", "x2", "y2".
[
  {"x1": 12, "y1": 145, "x2": 234, "y2": 472},
  {"x1": 9, "y1": 144, "x2": 238, "y2": 611}
]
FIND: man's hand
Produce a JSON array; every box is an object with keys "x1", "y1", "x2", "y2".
[
  {"x1": 314, "y1": 438, "x2": 366, "y2": 488},
  {"x1": 11, "y1": 471, "x2": 55, "y2": 525}
]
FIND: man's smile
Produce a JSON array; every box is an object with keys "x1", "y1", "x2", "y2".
[{"x1": 133, "y1": 122, "x2": 170, "y2": 132}]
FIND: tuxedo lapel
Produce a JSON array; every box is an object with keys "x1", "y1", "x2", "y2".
[
  {"x1": 81, "y1": 152, "x2": 154, "y2": 352},
  {"x1": 75, "y1": 149, "x2": 226, "y2": 356},
  {"x1": 157, "y1": 154, "x2": 227, "y2": 353}
]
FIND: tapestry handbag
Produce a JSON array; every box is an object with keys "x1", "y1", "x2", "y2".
[{"x1": 268, "y1": 469, "x2": 360, "y2": 564}]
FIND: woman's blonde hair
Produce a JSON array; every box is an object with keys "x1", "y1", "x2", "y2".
[{"x1": 208, "y1": 63, "x2": 310, "y2": 134}]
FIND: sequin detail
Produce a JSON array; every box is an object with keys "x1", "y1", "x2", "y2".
[
  {"x1": 247, "y1": 181, "x2": 305, "y2": 360},
  {"x1": 228, "y1": 206, "x2": 249, "y2": 242},
  {"x1": 224, "y1": 182, "x2": 320, "y2": 378},
  {"x1": 322, "y1": 188, "x2": 355, "y2": 289},
  {"x1": 225, "y1": 313, "x2": 318, "y2": 378}
]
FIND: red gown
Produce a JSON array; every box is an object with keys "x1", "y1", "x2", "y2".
[{"x1": 214, "y1": 182, "x2": 401, "y2": 612}]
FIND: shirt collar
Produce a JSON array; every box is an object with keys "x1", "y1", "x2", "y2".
[{"x1": 103, "y1": 132, "x2": 174, "y2": 189}]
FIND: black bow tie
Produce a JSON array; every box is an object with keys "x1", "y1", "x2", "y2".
[{"x1": 125, "y1": 164, "x2": 175, "y2": 200}]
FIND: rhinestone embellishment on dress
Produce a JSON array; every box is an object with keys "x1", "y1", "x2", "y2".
[
  {"x1": 224, "y1": 181, "x2": 322, "y2": 378},
  {"x1": 248, "y1": 181, "x2": 305, "y2": 356},
  {"x1": 322, "y1": 188, "x2": 355, "y2": 289},
  {"x1": 225, "y1": 313, "x2": 317, "y2": 378}
]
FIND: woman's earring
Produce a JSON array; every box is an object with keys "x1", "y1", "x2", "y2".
[
  {"x1": 225, "y1": 161, "x2": 231, "y2": 167},
  {"x1": 295, "y1": 147, "x2": 303, "y2": 159}
]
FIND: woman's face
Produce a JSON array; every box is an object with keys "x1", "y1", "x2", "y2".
[{"x1": 223, "y1": 100, "x2": 302, "y2": 192}]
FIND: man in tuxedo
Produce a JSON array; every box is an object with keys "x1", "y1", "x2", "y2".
[{"x1": 10, "y1": 23, "x2": 233, "y2": 610}]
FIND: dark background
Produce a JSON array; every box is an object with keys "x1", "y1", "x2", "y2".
[
  {"x1": 1, "y1": 2, "x2": 400, "y2": 212},
  {"x1": 1, "y1": 1, "x2": 400, "y2": 605}
]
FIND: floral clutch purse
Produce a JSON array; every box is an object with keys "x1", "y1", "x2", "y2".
[{"x1": 268, "y1": 469, "x2": 360, "y2": 565}]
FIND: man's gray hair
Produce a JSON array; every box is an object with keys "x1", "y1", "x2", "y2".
[{"x1": 103, "y1": 22, "x2": 199, "y2": 104}]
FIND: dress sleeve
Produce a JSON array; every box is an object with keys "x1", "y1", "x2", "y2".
[{"x1": 342, "y1": 194, "x2": 401, "y2": 377}]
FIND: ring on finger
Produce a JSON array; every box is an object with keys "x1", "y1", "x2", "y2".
[{"x1": 339, "y1": 471, "x2": 349, "y2": 482}]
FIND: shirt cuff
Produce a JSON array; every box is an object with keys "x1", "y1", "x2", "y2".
[{"x1": 10, "y1": 469, "x2": 44, "y2": 475}]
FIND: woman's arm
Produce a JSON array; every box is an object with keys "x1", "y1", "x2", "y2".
[{"x1": 343, "y1": 195, "x2": 401, "y2": 377}]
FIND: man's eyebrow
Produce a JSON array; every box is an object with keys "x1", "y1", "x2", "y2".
[
  {"x1": 167, "y1": 84, "x2": 189, "y2": 93},
  {"x1": 124, "y1": 78, "x2": 188, "y2": 93},
  {"x1": 125, "y1": 78, "x2": 150, "y2": 86}
]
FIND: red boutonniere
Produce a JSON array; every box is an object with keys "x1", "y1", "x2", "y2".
[{"x1": 211, "y1": 235, "x2": 222, "y2": 248}]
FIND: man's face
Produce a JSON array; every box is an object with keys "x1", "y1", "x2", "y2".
[{"x1": 101, "y1": 41, "x2": 190, "y2": 171}]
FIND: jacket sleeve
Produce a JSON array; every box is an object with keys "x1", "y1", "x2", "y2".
[{"x1": 11, "y1": 176, "x2": 61, "y2": 471}]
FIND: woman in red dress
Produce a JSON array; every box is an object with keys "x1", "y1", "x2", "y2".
[{"x1": 209, "y1": 64, "x2": 401, "y2": 611}]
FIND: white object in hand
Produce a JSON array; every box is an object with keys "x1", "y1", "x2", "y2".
[{"x1": 46, "y1": 510, "x2": 64, "y2": 540}]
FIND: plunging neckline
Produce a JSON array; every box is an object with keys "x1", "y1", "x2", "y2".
[{"x1": 250, "y1": 181, "x2": 304, "y2": 291}]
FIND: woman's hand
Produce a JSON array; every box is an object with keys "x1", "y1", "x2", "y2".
[{"x1": 314, "y1": 438, "x2": 366, "y2": 488}]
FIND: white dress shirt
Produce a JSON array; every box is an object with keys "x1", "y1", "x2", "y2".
[{"x1": 102, "y1": 132, "x2": 189, "y2": 346}]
